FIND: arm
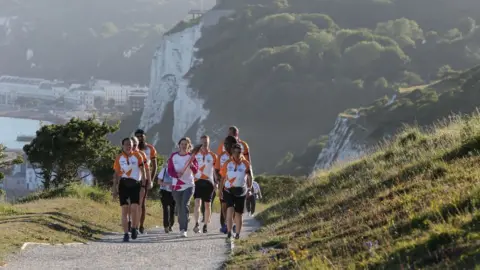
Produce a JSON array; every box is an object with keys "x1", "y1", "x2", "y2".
[
  {"x1": 151, "y1": 157, "x2": 158, "y2": 180},
  {"x1": 112, "y1": 158, "x2": 121, "y2": 195},
  {"x1": 243, "y1": 141, "x2": 251, "y2": 163},
  {"x1": 246, "y1": 164, "x2": 253, "y2": 190},
  {"x1": 150, "y1": 145, "x2": 158, "y2": 179},
  {"x1": 167, "y1": 154, "x2": 179, "y2": 178},
  {"x1": 189, "y1": 155, "x2": 199, "y2": 174},
  {"x1": 218, "y1": 162, "x2": 228, "y2": 198},
  {"x1": 112, "y1": 172, "x2": 119, "y2": 196}
]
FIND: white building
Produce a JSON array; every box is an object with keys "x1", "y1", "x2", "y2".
[
  {"x1": 0, "y1": 75, "x2": 146, "y2": 108},
  {"x1": 129, "y1": 89, "x2": 149, "y2": 112}
]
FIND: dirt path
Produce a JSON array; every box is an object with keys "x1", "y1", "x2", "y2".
[{"x1": 3, "y1": 213, "x2": 260, "y2": 270}]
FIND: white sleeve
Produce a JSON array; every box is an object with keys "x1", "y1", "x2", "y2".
[{"x1": 158, "y1": 168, "x2": 165, "y2": 180}]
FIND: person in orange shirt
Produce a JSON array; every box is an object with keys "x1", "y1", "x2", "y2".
[
  {"x1": 131, "y1": 136, "x2": 150, "y2": 234},
  {"x1": 135, "y1": 129, "x2": 158, "y2": 234},
  {"x1": 215, "y1": 135, "x2": 238, "y2": 234},
  {"x1": 113, "y1": 137, "x2": 147, "y2": 242},
  {"x1": 216, "y1": 126, "x2": 250, "y2": 162},
  {"x1": 192, "y1": 135, "x2": 218, "y2": 234},
  {"x1": 219, "y1": 143, "x2": 253, "y2": 241}
]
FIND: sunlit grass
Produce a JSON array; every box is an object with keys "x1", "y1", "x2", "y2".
[{"x1": 226, "y1": 112, "x2": 480, "y2": 269}]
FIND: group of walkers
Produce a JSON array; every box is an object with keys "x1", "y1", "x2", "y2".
[{"x1": 112, "y1": 126, "x2": 262, "y2": 243}]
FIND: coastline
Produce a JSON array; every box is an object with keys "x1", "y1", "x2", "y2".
[{"x1": 0, "y1": 110, "x2": 66, "y2": 124}]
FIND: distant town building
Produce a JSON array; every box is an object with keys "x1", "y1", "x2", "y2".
[
  {"x1": 0, "y1": 75, "x2": 147, "y2": 108},
  {"x1": 129, "y1": 89, "x2": 148, "y2": 112}
]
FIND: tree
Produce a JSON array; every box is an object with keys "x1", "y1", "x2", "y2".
[
  {"x1": 0, "y1": 145, "x2": 23, "y2": 196},
  {"x1": 23, "y1": 117, "x2": 120, "y2": 189}
]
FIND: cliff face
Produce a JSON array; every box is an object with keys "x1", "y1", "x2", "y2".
[
  {"x1": 312, "y1": 65, "x2": 480, "y2": 174},
  {"x1": 137, "y1": 9, "x2": 234, "y2": 153}
]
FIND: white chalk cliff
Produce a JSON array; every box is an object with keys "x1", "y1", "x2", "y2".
[{"x1": 139, "y1": 9, "x2": 233, "y2": 149}]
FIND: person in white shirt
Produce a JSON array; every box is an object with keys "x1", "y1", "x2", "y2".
[
  {"x1": 192, "y1": 135, "x2": 218, "y2": 234},
  {"x1": 246, "y1": 180, "x2": 262, "y2": 216},
  {"x1": 167, "y1": 137, "x2": 200, "y2": 238}
]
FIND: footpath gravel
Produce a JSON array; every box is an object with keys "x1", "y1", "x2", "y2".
[{"x1": 3, "y1": 213, "x2": 260, "y2": 270}]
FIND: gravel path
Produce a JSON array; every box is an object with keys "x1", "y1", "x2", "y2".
[{"x1": 3, "y1": 213, "x2": 260, "y2": 270}]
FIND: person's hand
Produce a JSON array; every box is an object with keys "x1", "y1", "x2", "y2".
[
  {"x1": 192, "y1": 144, "x2": 202, "y2": 154},
  {"x1": 112, "y1": 189, "x2": 118, "y2": 200}
]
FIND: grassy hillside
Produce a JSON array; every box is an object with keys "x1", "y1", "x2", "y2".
[
  {"x1": 0, "y1": 184, "x2": 162, "y2": 265},
  {"x1": 226, "y1": 112, "x2": 480, "y2": 269}
]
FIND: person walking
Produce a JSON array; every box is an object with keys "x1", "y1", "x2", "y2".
[
  {"x1": 192, "y1": 135, "x2": 218, "y2": 234},
  {"x1": 168, "y1": 137, "x2": 200, "y2": 238},
  {"x1": 113, "y1": 137, "x2": 147, "y2": 242},
  {"x1": 246, "y1": 180, "x2": 262, "y2": 216},
  {"x1": 158, "y1": 164, "x2": 175, "y2": 233},
  {"x1": 219, "y1": 143, "x2": 253, "y2": 241}
]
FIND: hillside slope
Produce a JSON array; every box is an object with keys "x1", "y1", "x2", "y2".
[
  {"x1": 192, "y1": 0, "x2": 480, "y2": 172},
  {"x1": 312, "y1": 64, "x2": 480, "y2": 170},
  {"x1": 227, "y1": 112, "x2": 480, "y2": 269}
]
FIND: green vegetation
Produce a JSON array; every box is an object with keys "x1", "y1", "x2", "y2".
[
  {"x1": 0, "y1": 184, "x2": 162, "y2": 264},
  {"x1": 0, "y1": 146, "x2": 23, "y2": 198},
  {"x1": 227, "y1": 112, "x2": 480, "y2": 269},
  {"x1": 274, "y1": 136, "x2": 328, "y2": 176},
  {"x1": 192, "y1": 0, "x2": 480, "y2": 173},
  {"x1": 23, "y1": 117, "x2": 120, "y2": 189},
  {"x1": 356, "y1": 65, "x2": 480, "y2": 141}
]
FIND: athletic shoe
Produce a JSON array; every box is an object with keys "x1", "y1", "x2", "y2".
[
  {"x1": 181, "y1": 230, "x2": 188, "y2": 238},
  {"x1": 233, "y1": 224, "x2": 236, "y2": 234},
  {"x1": 128, "y1": 221, "x2": 131, "y2": 231},
  {"x1": 235, "y1": 233, "x2": 240, "y2": 240},
  {"x1": 123, "y1": 233, "x2": 129, "y2": 242},
  {"x1": 202, "y1": 224, "x2": 207, "y2": 233},
  {"x1": 131, "y1": 228, "x2": 138, "y2": 240},
  {"x1": 193, "y1": 223, "x2": 200, "y2": 233},
  {"x1": 220, "y1": 224, "x2": 227, "y2": 234},
  {"x1": 139, "y1": 226, "x2": 145, "y2": 234}
]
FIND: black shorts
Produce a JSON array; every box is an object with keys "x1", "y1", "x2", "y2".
[
  {"x1": 223, "y1": 190, "x2": 246, "y2": 214},
  {"x1": 119, "y1": 178, "x2": 141, "y2": 206},
  {"x1": 194, "y1": 179, "x2": 215, "y2": 202}
]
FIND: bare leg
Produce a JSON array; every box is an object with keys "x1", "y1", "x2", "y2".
[
  {"x1": 121, "y1": 206, "x2": 129, "y2": 233},
  {"x1": 226, "y1": 207, "x2": 234, "y2": 233},
  {"x1": 131, "y1": 203, "x2": 140, "y2": 228},
  {"x1": 204, "y1": 201, "x2": 212, "y2": 224},
  {"x1": 194, "y1": 198, "x2": 201, "y2": 224},
  {"x1": 139, "y1": 189, "x2": 147, "y2": 228},
  {"x1": 235, "y1": 212, "x2": 243, "y2": 235}
]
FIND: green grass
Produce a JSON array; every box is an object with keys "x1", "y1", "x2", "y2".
[
  {"x1": 226, "y1": 112, "x2": 480, "y2": 269},
  {"x1": 0, "y1": 184, "x2": 162, "y2": 265}
]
